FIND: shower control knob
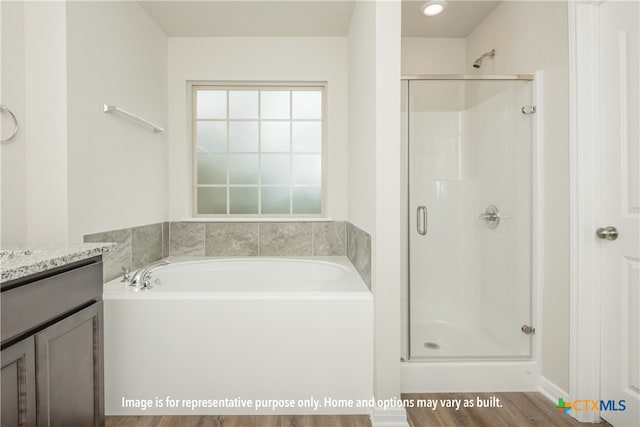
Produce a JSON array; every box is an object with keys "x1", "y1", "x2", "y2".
[{"x1": 596, "y1": 226, "x2": 618, "y2": 241}]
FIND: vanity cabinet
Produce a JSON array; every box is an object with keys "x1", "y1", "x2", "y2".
[
  {"x1": 1, "y1": 257, "x2": 104, "y2": 427},
  {"x1": 1, "y1": 336, "x2": 36, "y2": 426}
]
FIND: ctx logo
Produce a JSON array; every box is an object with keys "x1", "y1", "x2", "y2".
[{"x1": 555, "y1": 398, "x2": 626, "y2": 415}]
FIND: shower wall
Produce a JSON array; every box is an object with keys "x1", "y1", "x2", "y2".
[{"x1": 408, "y1": 84, "x2": 479, "y2": 326}]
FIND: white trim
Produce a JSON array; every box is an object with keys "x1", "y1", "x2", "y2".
[
  {"x1": 369, "y1": 407, "x2": 409, "y2": 427},
  {"x1": 401, "y1": 361, "x2": 540, "y2": 393},
  {"x1": 178, "y1": 217, "x2": 336, "y2": 222},
  {"x1": 540, "y1": 376, "x2": 569, "y2": 404},
  {"x1": 568, "y1": 0, "x2": 603, "y2": 423}
]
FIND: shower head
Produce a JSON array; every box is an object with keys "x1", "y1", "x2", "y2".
[{"x1": 473, "y1": 49, "x2": 495, "y2": 69}]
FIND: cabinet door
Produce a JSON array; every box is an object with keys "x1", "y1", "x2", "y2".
[
  {"x1": 1, "y1": 336, "x2": 36, "y2": 427},
  {"x1": 36, "y1": 302, "x2": 104, "y2": 427}
]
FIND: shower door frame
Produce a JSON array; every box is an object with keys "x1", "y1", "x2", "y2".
[{"x1": 401, "y1": 74, "x2": 544, "y2": 372}]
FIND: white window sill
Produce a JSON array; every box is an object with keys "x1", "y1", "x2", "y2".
[{"x1": 180, "y1": 218, "x2": 336, "y2": 223}]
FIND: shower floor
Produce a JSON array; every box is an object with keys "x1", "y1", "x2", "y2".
[{"x1": 410, "y1": 318, "x2": 513, "y2": 359}]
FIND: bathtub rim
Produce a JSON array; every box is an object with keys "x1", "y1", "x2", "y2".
[{"x1": 103, "y1": 255, "x2": 372, "y2": 300}]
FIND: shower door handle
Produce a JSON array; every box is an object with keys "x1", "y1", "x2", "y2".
[{"x1": 417, "y1": 206, "x2": 427, "y2": 236}]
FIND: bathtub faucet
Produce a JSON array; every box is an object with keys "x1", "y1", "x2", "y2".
[{"x1": 129, "y1": 260, "x2": 170, "y2": 290}]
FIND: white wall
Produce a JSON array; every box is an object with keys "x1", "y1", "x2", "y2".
[
  {"x1": 401, "y1": 37, "x2": 466, "y2": 75},
  {"x1": 348, "y1": 3, "x2": 377, "y2": 234},
  {"x1": 1, "y1": 0, "x2": 27, "y2": 245},
  {"x1": 167, "y1": 37, "x2": 348, "y2": 220},
  {"x1": 348, "y1": 0, "x2": 403, "y2": 407},
  {"x1": 466, "y1": 1, "x2": 570, "y2": 391},
  {"x1": 1, "y1": 1, "x2": 167, "y2": 244},
  {"x1": 22, "y1": 1, "x2": 69, "y2": 244},
  {"x1": 66, "y1": 1, "x2": 168, "y2": 241}
]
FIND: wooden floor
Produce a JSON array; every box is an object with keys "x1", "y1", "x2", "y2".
[
  {"x1": 402, "y1": 393, "x2": 611, "y2": 427},
  {"x1": 105, "y1": 415, "x2": 370, "y2": 427},
  {"x1": 106, "y1": 393, "x2": 611, "y2": 427}
]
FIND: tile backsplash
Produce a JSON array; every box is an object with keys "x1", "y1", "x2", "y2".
[{"x1": 85, "y1": 220, "x2": 370, "y2": 287}]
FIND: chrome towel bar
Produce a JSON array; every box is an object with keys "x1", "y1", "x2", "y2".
[{"x1": 103, "y1": 104, "x2": 165, "y2": 133}]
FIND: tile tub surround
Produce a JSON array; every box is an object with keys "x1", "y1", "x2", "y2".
[
  {"x1": 84, "y1": 223, "x2": 167, "y2": 282},
  {"x1": 205, "y1": 223, "x2": 259, "y2": 256},
  {"x1": 347, "y1": 222, "x2": 372, "y2": 289},
  {"x1": 84, "y1": 220, "x2": 371, "y2": 284},
  {"x1": 172, "y1": 221, "x2": 346, "y2": 257},
  {"x1": 131, "y1": 223, "x2": 163, "y2": 270},
  {"x1": 0, "y1": 243, "x2": 115, "y2": 283},
  {"x1": 169, "y1": 222, "x2": 205, "y2": 256},
  {"x1": 312, "y1": 222, "x2": 347, "y2": 256},
  {"x1": 162, "y1": 222, "x2": 169, "y2": 258}
]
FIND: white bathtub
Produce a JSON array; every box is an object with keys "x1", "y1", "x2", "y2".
[{"x1": 103, "y1": 257, "x2": 373, "y2": 415}]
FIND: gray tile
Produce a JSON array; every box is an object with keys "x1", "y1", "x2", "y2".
[
  {"x1": 131, "y1": 223, "x2": 163, "y2": 270},
  {"x1": 259, "y1": 222, "x2": 312, "y2": 256},
  {"x1": 84, "y1": 228, "x2": 131, "y2": 282},
  {"x1": 347, "y1": 222, "x2": 372, "y2": 289},
  {"x1": 312, "y1": 221, "x2": 346, "y2": 256},
  {"x1": 162, "y1": 222, "x2": 169, "y2": 258},
  {"x1": 205, "y1": 223, "x2": 259, "y2": 256},
  {"x1": 169, "y1": 222, "x2": 205, "y2": 256}
]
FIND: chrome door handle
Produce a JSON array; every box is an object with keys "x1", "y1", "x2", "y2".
[
  {"x1": 596, "y1": 226, "x2": 618, "y2": 241},
  {"x1": 417, "y1": 206, "x2": 427, "y2": 236}
]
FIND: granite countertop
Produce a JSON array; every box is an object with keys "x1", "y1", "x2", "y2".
[{"x1": 0, "y1": 243, "x2": 116, "y2": 284}]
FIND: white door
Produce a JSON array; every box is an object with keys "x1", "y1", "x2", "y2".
[{"x1": 599, "y1": 1, "x2": 640, "y2": 426}]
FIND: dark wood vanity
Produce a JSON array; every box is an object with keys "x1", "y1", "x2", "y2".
[{"x1": 1, "y1": 255, "x2": 105, "y2": 427}]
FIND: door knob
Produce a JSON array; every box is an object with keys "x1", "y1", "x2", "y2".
[{"x1": 596, "y1": 226, "x2": 618, "y2": 241}]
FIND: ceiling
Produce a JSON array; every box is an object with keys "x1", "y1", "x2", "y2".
[
  {"x1": 138, "y1": 0, "x2": 500, "y2": 38},
  {"x1": 402, "y1": 1, "x2": 501, "y2": 37},
  {"x1": 138, "y1": 1, "x2": 356, "y2": 37}
]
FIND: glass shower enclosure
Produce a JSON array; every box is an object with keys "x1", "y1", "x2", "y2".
[{"x1": 403, "y1": 76, "x2": 535, "y2": 360}]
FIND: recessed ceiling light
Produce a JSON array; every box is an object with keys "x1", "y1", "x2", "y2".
[{"x1": 421, "y1": 0, "x2": 447, "y2": 17}]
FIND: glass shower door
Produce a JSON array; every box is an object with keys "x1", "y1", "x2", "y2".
[{"x1": 407, "y1": 79, "x2": 534, "y2": 360}]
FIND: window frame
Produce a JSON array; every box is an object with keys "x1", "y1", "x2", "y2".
[{"x1": 189, "y1": 81, "x2": 328, "y2": 218}]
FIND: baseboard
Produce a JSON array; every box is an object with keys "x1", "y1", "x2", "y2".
[
  {"x1": 539, "y1": 376, "x2": 568, "y2": 404},
  {"x1": 369, "y1": 406, "x2": 410, "y2": 427}
]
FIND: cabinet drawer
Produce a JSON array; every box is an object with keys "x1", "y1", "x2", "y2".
[{"x1": 1, "y1": 262, "x2": 102, "y2": 344}]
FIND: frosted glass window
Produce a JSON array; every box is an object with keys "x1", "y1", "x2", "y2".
[
  {"x1": 292, "y1": 188, "x2": 321, "y2": 214},
  {"x1": 261, "y1": 91, "x2": 290, "y2": 119},
  {"x1": 197, "y1": 154, "x2": 226, "y2": 185},
  {"x1": 229, "y1": 91, "x2": 258, "y2": 119},
  {"x1": 262, "y1": 188, "x2": 290, "y2": 214},
  {"x1": 292, "y1": 91, "x2": 322, "y2": 119},
  {"x1": 292, "y1": 122, "x2": 322, "y2": 152},
  {"x1": 261, "y1": 122, "x2": 290, "y2": 152},
  {"x1": 193, "y1": 84, "x2": 325, "y2": 216},
  {"x1": 197, "y1": 91, "x2": 227, "y2": 119},
  {"x1": 292, "y1": 155, "x2": 321, "y2": 185},
  {"x1": 230, "y1": 188, "x2": 258, "y2": 214},
  {"x1": 229, "y1": 155, "x2": 258, "y2": 184},
  {"x1": 229, "y1": 122, "x2": 258, "y2": 152},
  {"x1": 198, "y1": 188, "x2": 227, "y2": 214},
  {"x1": 261, "y1": 155, "x2": 290, "y2": 185},
  {"x1": 196, "y1": 122, "x2": 227, "y2": 153}
]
